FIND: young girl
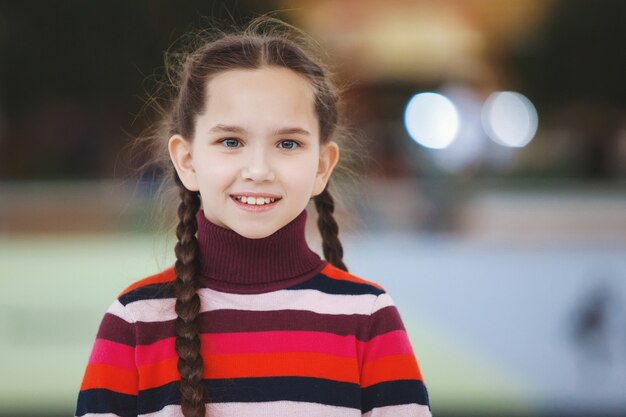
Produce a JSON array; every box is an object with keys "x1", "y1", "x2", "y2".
[{"x1": 75, "y1": 16, "x2": 432, "y2": 417}]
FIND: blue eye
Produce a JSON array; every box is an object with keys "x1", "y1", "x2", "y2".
[
  {"x1": 220, "y1": 138, "x2": 240, "y2": 148},
  {"x1": 279, "y1": 140, "x2": 299, "y2": 150}
]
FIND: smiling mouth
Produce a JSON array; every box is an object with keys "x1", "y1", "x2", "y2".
[{"x1": 231, "y1": 195, "x2": 282, "y2": 206}]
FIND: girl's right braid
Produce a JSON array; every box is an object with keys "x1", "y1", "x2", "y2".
[
  {"x1": 173, "y1": 170, "x2": 206, "y2": 417},
  {"x1": 314, "y1": 187, "x2": 348, "y2": 272}
]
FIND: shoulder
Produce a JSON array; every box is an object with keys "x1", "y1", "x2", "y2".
[
  {"x1": 320, "y1": 262, "x2": 386, "y2": 291},
  {"x1": 317, "y1": 264, "x2": 401, "y2": 329},
  {"x1": 116, "y1": 265, "x2": 177, "y2": 306},
  {"x1": 315, "y1": 262, "x2": 387, "y2": 297}
]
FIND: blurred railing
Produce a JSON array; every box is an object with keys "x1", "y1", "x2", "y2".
[{"x1": 1, "y1": 179, "x2": 625, "y2": 243}]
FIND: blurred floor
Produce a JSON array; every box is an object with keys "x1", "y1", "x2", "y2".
[{"x1": 2, "y1": 179, "x2": 625, "y2": 415}]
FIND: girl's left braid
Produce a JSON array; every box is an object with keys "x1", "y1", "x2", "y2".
[
  {"x1": 314, "y1": 186, "x2": 348, "y2": 272},
  {"x1": 172, "y1": 170, "x2": 206, "y2": 417}
]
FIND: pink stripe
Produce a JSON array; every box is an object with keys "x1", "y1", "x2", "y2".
[
  {"x1": 135, "y1": 331, "x2": 357, "y2": 367},
  {"x1": 88, "y1": 338, "x2": 135, "y2": 370},
  {"x1": 357, "y1": 330, "x2": 414, "y2": 364},
  {"x1": 135, "y1": 337, "x2": 176, "y2": 366}
]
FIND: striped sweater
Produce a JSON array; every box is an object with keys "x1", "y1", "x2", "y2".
[{"x1": 75, "y1": 209, "x2": 431, "y2": 416}]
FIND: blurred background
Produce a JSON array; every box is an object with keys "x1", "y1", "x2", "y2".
[{"x1": 1, "y1": 0, "x2": 625, "y2": 416}]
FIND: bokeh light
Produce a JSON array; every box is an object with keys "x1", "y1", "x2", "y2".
[
  {"x1": 429, "y1": 84, "x2": 487, "y2": 172},
  {"x1": 404, "y1": 92, "x2": 460, "y2": 149},
  {"x1": 481, "y1": 91, "x2": 538, "y2": 148}
]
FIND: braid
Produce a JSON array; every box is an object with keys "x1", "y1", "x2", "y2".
[
  {"x1": 173, "y1": 170, "x2": 205, "y2": 417},
  {"x1": 314, "y1": 186, "x2": 348, "y2": 272}
]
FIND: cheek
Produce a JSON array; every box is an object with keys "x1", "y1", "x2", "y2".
[
  {"x1": 280, "y1": 160, "x2": 318, "y2": 191},
  {"x1": 194, "y1": 162, "x2": 234, "y2": 190},
  {"x1": 196, "y1": 158, "x2": 235, "y2": 181}
]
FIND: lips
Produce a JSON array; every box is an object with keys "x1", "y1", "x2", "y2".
[{"x1": 232, "y1": 195, "x2": 279, "y2": 205}]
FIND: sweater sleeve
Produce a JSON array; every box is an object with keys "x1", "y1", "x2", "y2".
[
  {"x1": 75, "y1": 299, "x2": 138, "y2": 417},
  {"x1": 360, "y1": 292, "x2": 432, "y2": 417}
]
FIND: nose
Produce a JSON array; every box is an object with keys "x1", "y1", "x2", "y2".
[{"x1": 241, "y1": 147, "x2": 275, "y2": 182}]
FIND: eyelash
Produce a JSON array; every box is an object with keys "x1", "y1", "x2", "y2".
[{"x1": 219, "y1": 138, "x2": 301, "y2": 150}]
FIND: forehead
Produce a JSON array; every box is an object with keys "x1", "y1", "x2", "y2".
[{"x1": 202, "y1": 66, "x2": 317, "y2": 128}]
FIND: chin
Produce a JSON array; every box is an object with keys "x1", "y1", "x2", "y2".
[
  {"x1": 240, "y1": 231, "x2": 274, "y2": 240},
  {"x1": 232, "y1": 226, "x2": 276, "y2": 240}
]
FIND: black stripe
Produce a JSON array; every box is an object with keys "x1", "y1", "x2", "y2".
[
  {"x1": 75, "y1": 388, "x2": 136, "y2": 417},
  {"x1": 119, "y1": 272, "x2": 385, "y2": 306},
  {"x1": 119, "y1": 282, "x2": 175, "y2": 306},
  {"x1": 361, "y1": 379, "x2": 430, "y2": 413},
  {"x1": 137, "y1": 376, "x2": 361, "y2": 415},
  {"x1": 290, "y1": 273, "x2": 386, "y2": 296}
]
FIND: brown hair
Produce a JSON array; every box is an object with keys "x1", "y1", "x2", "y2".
[{"x1": 129, "y1": 14, "x2": 363, "y2": 417}]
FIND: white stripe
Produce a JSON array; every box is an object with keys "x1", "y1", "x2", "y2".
[
  {"x1": 362, "y1": 403, "x2": 432, "y2": 417},
  {"x1": 139, "y1": 401, "x2": 360, "y2": 417},
  {"x1": 106, "y1": 299, "x2": 135, "y2": 323},
  {"x1": 125, "y1": 297, "x2": 175, "y2": 322},
  {"x1": 371, "y1": 293, "x2": 395, "y2": 313},
  {"x1": 125, "y1": 288, "x2": 380, "y2": 323}
]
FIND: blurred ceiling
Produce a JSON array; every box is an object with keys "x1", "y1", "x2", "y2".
[{"x1": 280, "y1": 0, "x2": 555, "y2": 84}]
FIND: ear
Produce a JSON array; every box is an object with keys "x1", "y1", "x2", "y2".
[
  {"x1": 168, "y1": 134, "x2": 199, "y2": 191},
  {"x1": 312, "y1": 141, "x2": 340, "y2": 197}
]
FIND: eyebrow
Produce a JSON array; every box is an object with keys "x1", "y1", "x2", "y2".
[{"x1": 209, "y1": 123, "x2": 311, "y2": 136}]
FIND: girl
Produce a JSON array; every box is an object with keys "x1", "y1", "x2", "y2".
[{"x1": 75, "y1": 15, "x2": 432, "y2": 417}]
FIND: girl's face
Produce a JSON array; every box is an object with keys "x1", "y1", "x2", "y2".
[{"x1": 168, "y1": 65, "x2": 339, "y2": 239}]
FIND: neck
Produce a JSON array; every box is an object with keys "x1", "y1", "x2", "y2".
[{"x1": 195, "y1": 209, "x2": 326, "y2": 293}]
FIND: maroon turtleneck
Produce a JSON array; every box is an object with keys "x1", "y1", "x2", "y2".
[{"x1": 195, "y1": 208, "x2": 327, "y2": 294}]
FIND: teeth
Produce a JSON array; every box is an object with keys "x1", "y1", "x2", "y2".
[{"x1": 236, "y1": 196, "x2": 277, "y2": 205}]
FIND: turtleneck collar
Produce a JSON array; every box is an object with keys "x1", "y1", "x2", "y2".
[{"x1": 195, "y1": 208, "x2": 326, "y2": 293}]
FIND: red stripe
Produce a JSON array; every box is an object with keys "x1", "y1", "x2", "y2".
[
  {"x1": 361, "y1": 354, "x2": 423, "y2": 387},
  {"x1": 80, "y1": 363, "x2": 138, "y2": 395},
  {"x1": 138, "y1": 351, "x2": 359, "y2": 391},
  {"x1": 136, "y1": 330, "x2": 358, "y2": 366}
]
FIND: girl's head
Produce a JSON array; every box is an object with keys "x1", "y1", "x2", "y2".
[
  {"x1": 168, "y1": 63, "x2": 339, "y2": 238},
  {"x1": 135, "y1": 15, "x2": 357, "y2": 417}
]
